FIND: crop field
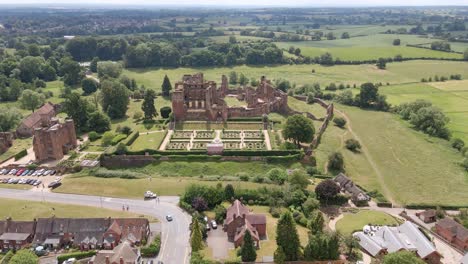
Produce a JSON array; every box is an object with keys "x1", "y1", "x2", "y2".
[
  {"x1": 331, "y1": 104, "x2": 468, "y2": 206},
  {"x1": 380, "y1": 81, "x2": 468, "y2": 141}
]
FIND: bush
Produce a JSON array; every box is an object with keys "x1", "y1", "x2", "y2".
[
  {"x1": 119, "y1": 126, "x2": 132, "y2": 135},
  {"x1": 123, "y1": 131, "x2": 140, "y2": 146},
  {"x1": 111, "y1": 134, "x2": 127, "y2": 146},
  {"x1": 141, "y1": 235, "x2": 161, "y2": 258},
  {"x1": 133, "y1": 111, "x2": 143, "y2": 120},
  {"x1": 101, "y1": 131, "x2": 114, "y2": 146},
  {"x1": 14, "y1": 149, "x2": 28, "y2": 161},
  {"x1": 88, "y1": 131, "x2": 100, "y2": 142},
  {"x1": 345, "y1": 139, "x2": 361, "y2": 152},
  {"x1": 57, "y1": 251, "x2": 96, "y2": 264},
  {"x1": 328, "y1": 152, "x2": 344, "y2": 171},
  {"x1": 333, "y1": 117, "x2": 346, "y2": 128},
  {"x1": 451, "y1": 138, "x2": 465, "y2": 151},
  {"x1": 160, "y1": 106, "x2": 172, "y2": 119}
]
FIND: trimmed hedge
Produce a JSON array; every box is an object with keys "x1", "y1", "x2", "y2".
[
  {"x1": 14, "y1": 149, "x2": 28, "y2": 161},
  {"x1": 111, "y1": 134, "x2": 127, "y2": 146},
  {"x1": 124, "y1": 131, "x2": 139, "y2": 146},
  {"x1": 57, "y1": 251, "x2": 96, "y2": 263},
  {"x1": 141, "y1": 235, "x2": 161, "y2": 257},
  {"x1": 406, "y1": 204, "x2": 468, "y2": 210}
]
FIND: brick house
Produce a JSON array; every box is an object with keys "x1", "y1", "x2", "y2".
[
  {"x1": 223, "y1": 200, "x2": 266, "y2": 248},
  {"x1": 32, "y1": 118, "x2": 77, "y2": 162},
  {"x1": 416, "y1": 209, "x2": 437, "y2": 223},
  {"x1": 103, "y1": 219, "x2": 150, "y2": 249},
  {"x1": 333, "y1": 173, "x2": 370, "y2": 206},
  {"x1": 0, "y1": 218, "x2": 36, "y2": 252},
  {"x1": 16, "y1": 102, "x2": 56, "y2": 138},
  {"x1": 89, "y1": 241, "x2": 141, "y2": 264},
  {"x1": 435, "y1": 218, "x2": 468, "y2": 251}
]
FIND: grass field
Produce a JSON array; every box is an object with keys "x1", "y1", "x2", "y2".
[
  {"x1": 0, "y1": 138, "x2": 32, "y2": 162},
  {"x1": 123, "y1": 61, "x2": 468, "y2": 93},
  {"x1": 336, "y1": 210, "x2": 399, "y2": 234},
  {"x1": 333, "y1": 104, "x2": 468, "y2": 206},
  {"x1": 54, "y1": 175, "x2": 275, "y2": 198},
  {"x1": 0, "y1": 198, "x2": 148, "y2": 220},
  {"x1": 380, "y1": 81, "x2": 468, "y2": 141},
  {"x1": 129, "y1": 131, "x2": 167, "y2": 151}
]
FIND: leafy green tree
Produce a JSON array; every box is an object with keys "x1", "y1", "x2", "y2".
[
  {"x1": 308, "y1": 210, "x2": 325, "y2": 234},
  {"x1": 382, "y1": 251, "x2": 425, "y2": 264},
  {"x1": 302, "y1": 197, "x2": 320, "y2": 217},
  {"x1": 87, "y1": 111, "x2": 111, "y2": 133},
  {"x1": 97, "y1": 61, "x2": 123, "y2": 78},
  {"x1": 142, "y1": 90, "x2": 157, "y2": 120},
  {"x1": 274, "y1": 246, "x2": 286, "y2": 264},
  {"x1": 101, "y1": 131, "x2": 114, "y2": 147},
  {"x1": 288, "y1": 170, "x2": 310, "y2": 189},
  {"x1": 229, "y1": 71, "x2": 238, "y2": 84},
  {"x1": 18, "y1": 56, "x2": 45, "y2": 83},
  {"x1": 315, "y1": 179, "x2": 340, "y2": 202},
  {"x1": 343, "y1": 234, "x2": 360, "y2": 256},
  {"x1": 62, "y1": 92, "x2": 93, "y2": 131},
  {"x1": 359, "y1": 82, "x2": 378, "y2": 108},
  {"x1": 345, "y1": 139, "x2": 361, "y2": 152},
  {"x1": 81, "y1": 78, "x2": 99, "y2": 95},
  {"x1": 161, "y1": 75, "x2": 172, "y2": 97},
  {"x1": 304, "y1": 232, "x2": 340, "y2": 261},
  {"x1": 40, "y1": 64, "x2": 57, "y2": 81},
  {"x1": 283, "y1": 114, "x2": 315, "y2": 147},
  {"x1": 341, "y1": 32, "x2": 350, "y2": 39},
  {"x1": 240, "y1": 231, "x2": 257, "y2": 262},
  {"x1": 214, "y1": 204, "x2": 227, "y2": 223},
  {"x1": 224, "y1": 184, "x2": 235, "y2": 200},
  {"x1": 239, "y1": 73, "x2": 248, "y2": 85},
  {"x1": 0, "y1": 107, "x2": 22, "y2": 132},
  {"x1": 19, "y1": 90, "x2": 45, "y2": 113},
  {"x1": 409, "y1": 106, "x2": 450, "y2": 139},
  {"x1": 451, "y1": 138, "x2": 465, "y2": 151},
  {"x1": 377, "y1": 58, "x2": 386, "y2": 69},
  {"x1": 333, "y1": 117, "x2": 346, "y2": 128},
  {"x1": 90, "y1": 57, "x2": 99, "y2": 72},
  {"x1": 267, "y1": 168, "x2": 287, "y2": 184},
  {"x1": 393, "y1": 39, "x2": 401, "y2": 46},
  {"x1": 9, "y1": 249, "x2": 38, "y2": 264},
  {"x1": 60, "y1": 57, "x2": 83, "y2": 86},
  {"x1": 276, "y1": 211, "x2": 300, "y2": 261},
  {"x1": 328, "y1": 152, "x2": 344, "y2": 171},
  {"x1": 462, "y1": 158, "x2": 468, "y2": 171},
  {"x1": 191, "y1": 218, "x2": 204, "y2": 252},
  {"x1": 100, "y1": 80, "x2": 129, "y2": 119},
  {"x1": 160, "y1": 106, "x2": 172, "y2": 119}
]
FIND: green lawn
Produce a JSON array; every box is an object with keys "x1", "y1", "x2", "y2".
[
  {"x1": 333, "y1": 104, "x2": 468, "y2": 206},
  {"x1": 0, "y1": 197, "x2": 150, "y2": 220},
  {"x1": 380, "y1": 81, "x2": 468, "y2": 142},
  {"x1": 130, "y1": 132, "x2": 167, "y2": 151},
  {"x1": 336, "y1": 210, "x2": 399, "y2": 235},
  {"x1": 0, "y1": 138, "x2": 32, "y2": 162},
  {"x1": 54, "y1": 175, "x2": 275, "y2": 198}
]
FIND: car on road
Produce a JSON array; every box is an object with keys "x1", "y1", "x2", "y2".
[
  {"x1": 166, "y1": 215, "x2": 173, "y2": 222},
  {"x1": 211, "y1": 220, "x2": 217, "y2": 229},
  {"x1": 48, "y1": 181, "x2": 61, "y2": 189}
]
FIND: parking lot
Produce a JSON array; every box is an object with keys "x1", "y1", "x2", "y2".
[{"x1": 0, "y1": 168, "x2": 63, "y2": 191}]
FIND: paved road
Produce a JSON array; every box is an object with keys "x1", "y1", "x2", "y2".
[{"x1": 0, "y1": 188, "x2": 191, "y2": 264}]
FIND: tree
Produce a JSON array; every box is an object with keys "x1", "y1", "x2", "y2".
[
  {"x1": 97, "y1": 61, "x2": 122, "y2": 78},
  {"x1": 393, "y1": 39, "x2": 401, "y2": 46},
  {"x1": 142, "y1": 90, "x2": 157, "y2": 120},
  {"x1": 229, "y1": 35, "x2": 237, "y2": 44},
  {"x1": 18, "y1": 56, "x2": 45, "y2": 83},
  {"x1": 19, "y1": 90, "x2": 45, "y2": 113},
  {"x1": 464, "y1": 49, "x2": 468, "y2": 61},
  {"x1": 60, "y1": 57, "x2": 83, "y2": 86},
  {"x1": 276, "y1": 211, "x2": 300, "y2": 261},
  {"x1": 81, "y1": 78, "x2": 99, "y2": 95},
  {"x1": 100, "y1": 80, "x2": 129, "y2": 119},
  {"x1": 224, "y1": 184, "x2": 235, "y2": 200},
  {"x1": 87, "y1": 111, "x2": 111, "y2": 133},
  {"x1": 9, "y1": 249, "x2": 38, "y2": 264},
  {"x1": 377, "y1": 58, "x2": 386, "y2": 69},
  {"x1": 308, "y1": 210, "x2": 324, "y2": 234},
  {"x1": 333, "y1": 117, "x2": 346, "y2": 128},
  {"x1": 341, "y1": 32, "x2": 350, "y2": 39},
  {"x1": 267, "y1": 168, "x2": 287, "y2": 184},
  {"x1": 288, "y1": 170, "x2": 310, "y2": 189},
  {"x1": 359, "y1": 82, "x2": 378, "y2": 108},
  {"x1": 343, "y1": 234, "x2": 360, "y2": 256},
  {"x1": 382, "y1": 251, "x2": 425, "y2": 264},
  {"x1": 62, "y1": 92, "x2": 92, "y2": 131},
  {"x1": 90, "y1": 57, "x2": 99, "y2": 72},
  {"x1": 229, "y1": 71, "x2": 238, "y2": 84},
  {"x1": 274, "y1": 246, "x2": 286, "y2": 264},
  {"x1": 302, "y1": 197, "x2": 320, "y2": 217},
  {"x1": 161, "y1": 75, "x2": 172, "y2": 97},
  {"x1": 101, "y1": 131, "x2": 114, "y2": 147},
  {"x1": 327, "y1": 152, "x2": 344, "y2": 171},
  {"x1": 0, "y1": 107, "x2": 22, "y2": 132},
  {"x1": 160, "y1": 106, "x2": 172, "y2": 119},
  {"x1": 192, "y1": 196, "x2": 208, "y2": 212},
  {"x1": 315, "y1": 179, "x2": 340, "y2": 202},
  {"x1": 409, "y1": 106, "x2": 450, "y2": 139},
  {"x1": 304, "y1": 232, "x2": 339, "y2": 261},
  {"x1": 345, "y1": 139, "x2": 361, "y2": 152},
  {"x1": 282, "y1": 114, "x2": 315, "y2": 147},
  {"x1": 190, "y1": 218, "x2": 204, "y2": 252},
  {"x1": 214, "y1": 204, "x2": 227, "y2": 223},
  {"x1": 240, "y1": 231, "x2": 257, "y2": 262},
  {"x1": 239, "y1": 73, "x2": 248, "y2": 85}
]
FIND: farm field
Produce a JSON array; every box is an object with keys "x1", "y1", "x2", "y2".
[
  {"x1": 0, "y1": 198, "x2": 149, "y2": 220},
  {"x1": 54, "y1": 175, "x2": 277, "y2": 198},
  {"x1": 335, "y1": 104, "x2": 468, "y2": 206},
  {"x1": 336, "y1": 210, "x2": 400, "y2": 235},
  {"x1": 123, "y1": 60, "x2": 468, "y2": 93},
  {"x1": 380, "y1": 81, "x2": 468, "y2": 141}
]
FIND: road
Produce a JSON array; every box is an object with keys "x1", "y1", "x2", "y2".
[{"x1": 0, "y1": 188, "x2": 191, "y2": 264}]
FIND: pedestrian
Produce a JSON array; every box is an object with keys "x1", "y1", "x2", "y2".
[
  {"x1": 126, "y1": 205, "x2": 129, "y2": 211},
  {"x1": 122, "y1": 205, "x2": 125, "y2": 211}
]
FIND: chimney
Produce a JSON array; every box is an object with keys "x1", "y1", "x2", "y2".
[
  {"x1": 105, "y1": 256, "x2": 110, "y2": 264},
  {"x1": 119, "y1": 257, "x2": 124, "y2": 264}
]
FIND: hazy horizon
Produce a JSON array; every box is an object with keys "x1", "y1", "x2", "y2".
[{"x1": 0, "y1": 0, "x2": 467, "y2": 7}]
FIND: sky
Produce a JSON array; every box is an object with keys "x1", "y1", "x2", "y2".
[{"x1": 0, "y1": 0, "x2": 467, "y2": 7}]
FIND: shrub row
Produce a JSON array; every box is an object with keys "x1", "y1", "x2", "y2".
[
  {"x1": 226, "y1": 117, "x2": 263, "y2": 122},
  {"x1": 14, "y1": 149, "x2": 28, "y2": 161},
  {"x1": 111, "y1": 134, "x2": 127, "y2": 146},
  {"x1": 406, "y1": 204, "x2": 468, "y2": 210},
  {"x1": 141, "y1": 235, "x2": 161, "y2": 258},
  {"x1": 123, "y1": 131, "x2": 139, "y2": 146},
  {"x1": 57, "y1": 251, "x2": 96, "y2": 264}
]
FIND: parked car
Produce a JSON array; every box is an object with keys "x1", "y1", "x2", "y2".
[
  {"x1": 21, "y1": 170, "x2": 29, "y2": 176},
  {"x1": 144, "y1": 191, "x2": 157, "y2": 199},
  {"x1": 16, "y1": 169, "x2": 25, "y2": 176},
  {"x1": 33, "y1": 180, "x2": 41, "y2": 186},
  {"x1": 0, "y1": 169, "x2": 7, "y2": 175},
  {"x1": 37, "y1": 169, "x2": 45, "y2": 176},
  {"x1": 50, "y1": 170, "x2": 56, "y2": 175},
  {"x1": 166, "y1": 215, "x2": 173, "y2": 222},
  {"x1": 8, "y1": 169, "x2": 17, "y2": 175},
  {"x1": 43, "y1": 170, "x2": 51, "y2": 176},
  {"x1": 211, "y1": 220, "x2": 217, "y2": 229},
  {"x1": 206, "y1": 223, "x2": 211, "y2": 231},
  {"x1": 27, "y1": 170, "x2": 35, "y2": 176},
  {"x1": 48, "y1": 181, "x2": 61, "y2": 189}
]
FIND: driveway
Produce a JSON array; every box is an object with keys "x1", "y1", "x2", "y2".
[
  {"x1": 206, "y1": 227, "x2": 233, "y2": 260},
  {"x1": 0, "y1": 188, "x2": 191, "y2": 264}
]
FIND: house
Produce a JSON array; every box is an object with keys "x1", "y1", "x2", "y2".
[
  {"x1": 435, "y1": 218, "x2": 468, "y2": 251},
  {"x1": 16, "y1": 102, "x2": 56, "y2": 138},
  {"x1": 353, "y1": 221, "x2": 442, "y2": 264},
  {"x1": 333, "y1": 173, "x2": 370, "y2": 205},
  {"x1": 0, "y1": 218, "x2": 36, "y2": 251},
  {"x1": 32, "y1": 118, "x2": 77, "y2": 162},
  {"x1": 223, "y1": 200, "x2": 266, "y2": 248},
  {"x1": 103, "y1": 218, "x2": 150, "y2": 249},
  {"x1": 416, "y1": 210, "x2": 437, "y2": 223},
  {"x1": 89, "y1": 241, "x2": 141, "y2": 264}
]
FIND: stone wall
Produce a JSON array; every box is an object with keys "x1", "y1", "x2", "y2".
[
  {"x1": 311, "y1": 102, "x2": 334, "y2": 148},
  {"x1": 0, "y1": 132, "x2": 14, "y2": 154},
  {"x1": 101, "y1": 155, "x2": 156, "y2": 168}
]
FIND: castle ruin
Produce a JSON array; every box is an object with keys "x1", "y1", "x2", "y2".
[
  {"x1": 33, "y1": 118, "x2": 77, "y2": 162},
  {"x1": 172, "y1": 73, "x2": 288, "y2": 121}
]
